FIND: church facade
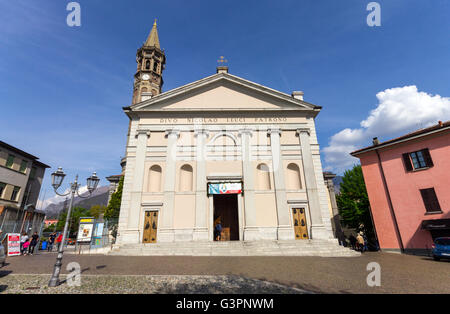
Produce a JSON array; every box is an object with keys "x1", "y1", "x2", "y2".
[{"x1": 116, "y1": 22, "x2": 335, "y2": 245}]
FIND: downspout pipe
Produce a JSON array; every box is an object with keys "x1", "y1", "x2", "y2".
[{"x1": 375, "y1": 149, "x2": 405, "y2": 253}]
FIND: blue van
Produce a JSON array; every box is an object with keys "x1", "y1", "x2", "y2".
[{"x1": 432, "y1": 237, "x2": 450, "y2": 261}]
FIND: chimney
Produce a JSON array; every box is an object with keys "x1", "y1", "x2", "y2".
[
  {"x1": 438, "y1": 120, "x2": 443, "y2": 127},
  {"x1": 292, "y1": 91, "x2": 304, "y2": 101},
  {"x1": 216, "y1": 66, "x2": 228, "y2": 74},
  {"x1": 373, "y1": 137, "x2": 380, "y2": 146}
]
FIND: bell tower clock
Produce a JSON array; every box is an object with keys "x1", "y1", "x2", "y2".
[{"x1": 132, "y1": 19, "x2": 166, "y2": 104}]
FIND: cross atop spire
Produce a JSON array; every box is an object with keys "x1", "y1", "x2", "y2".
[{"x1": 145, "y1": 19, "x2": 160, "y2": 49}]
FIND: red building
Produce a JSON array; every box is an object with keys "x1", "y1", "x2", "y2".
[{"x1": 351, "y1": 121, "x2": 450, "y2": 254}]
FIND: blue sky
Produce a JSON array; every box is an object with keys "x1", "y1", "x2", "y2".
[{"x1": 1, "y1": 0, "x2": 449, "y2": 207}]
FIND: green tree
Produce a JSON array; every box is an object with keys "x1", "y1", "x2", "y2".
[
  {"x1": 90, "y1": 205, "x2": 107, "y2": 219},
  {"x1": 336, "y1": 165, "x2": 375, "y2": 240},
  {"x1": 56, "y1": 206, "x2": 91, "y2": 238},
  {"x1": 104, "y1": 176, "x2": 124, "y2": 240},
  {"x1": 104, "y1": 176, "x2": 123, "y2": 220}
]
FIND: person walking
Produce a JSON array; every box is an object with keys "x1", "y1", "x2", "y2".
[
  {"x1": 48, "y1": 232, "x2": 56, "y2": 252},
  {"x1": 28, "y1": 232, "x2": 39, "y2": 255},
  {"x1": 20, "y1": 232, "x2": 29, "y2": 255}
]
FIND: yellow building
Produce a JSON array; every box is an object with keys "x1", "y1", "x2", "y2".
[{"x1": 116, "y1": 22, "x2": 338, "y2": 247}]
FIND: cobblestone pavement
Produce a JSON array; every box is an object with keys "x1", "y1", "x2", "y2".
[
  {"x1": 1, "y1": 251, "x2": 449, "y2": 293},
  {"x1": 0, "y1": 274, "x2": 308, "y2": 294}
]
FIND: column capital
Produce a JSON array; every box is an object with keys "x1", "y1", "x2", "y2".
[
  {"x1": 296, "y1": 128, "x2": 311, "y2": 136},
  {"x1": 165, "y1": 128, "x2": 180, "y2": 138},
  {"x1": 194, "y1": 129, "x2": 210, "y2": 138},
  {"x1": 135, "y1": 129, "x2": 151, "y2": 138},
  {"x1": 238, "y1": 128, "x2": 254, "y2": 137},
  {"x1": 268, "y1": 128, "x2": 282, "y2": 136}
]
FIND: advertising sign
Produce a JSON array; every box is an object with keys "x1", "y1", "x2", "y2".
[
  {"x1": 7, "y1": 233, "x2": 21, "y2": 257},
  {"x1": 77, "y1": 217, "x2": 95, "y2": 243},
  {"x1": 208, "y1": 183, "x2": 242, "y2": 195}
]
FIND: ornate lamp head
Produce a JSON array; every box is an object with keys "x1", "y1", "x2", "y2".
[
  {"x1": 51, "y1": 167, "x2": 66, "y2": 190},
  {"x1": 86, "y1": 171, "x2": 100, "y2": 193}
]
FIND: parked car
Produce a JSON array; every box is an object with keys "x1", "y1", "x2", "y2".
[
  {"x1": 0, "y1": 242, "x2": 6, "y2": 267},
  {"x1": 432, "y1": 237, "x2": 450, "y2": 261}
]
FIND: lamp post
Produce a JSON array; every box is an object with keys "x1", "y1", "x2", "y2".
[{"x1": 48, "y1": 167, "x2": 100, "y2": 287}]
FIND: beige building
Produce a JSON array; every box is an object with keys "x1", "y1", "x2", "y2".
[
  {"x1": 0, "y1": 141, "x2": 49, "y2": 235},
  {"x1": 116, "y1": 22, "x2": 337, "y2": 246}
]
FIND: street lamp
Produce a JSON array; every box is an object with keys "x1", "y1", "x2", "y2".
[{"x1": 48, "y1": 167, "x2": 100, "y2": 287}]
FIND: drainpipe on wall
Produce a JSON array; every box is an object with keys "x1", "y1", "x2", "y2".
[{"x1": 374, "y1": 146, "x2": 405, "y2": 253}]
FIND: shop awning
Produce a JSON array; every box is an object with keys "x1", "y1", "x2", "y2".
[{"x1": 421, "y1": 218, "x2": 450, "y2": 230}]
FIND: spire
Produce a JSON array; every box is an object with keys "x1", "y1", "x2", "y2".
[{"x1": 145, "y1": 19, "x2": 160, "y2": 49}]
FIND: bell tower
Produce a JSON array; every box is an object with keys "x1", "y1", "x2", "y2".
[{"x1": 132, "y1": 19, "x2": 166, "y2": 104}]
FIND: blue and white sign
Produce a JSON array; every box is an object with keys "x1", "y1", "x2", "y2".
[{"x1": 208, "y1": 183, "x2": 242, "y2": 195}]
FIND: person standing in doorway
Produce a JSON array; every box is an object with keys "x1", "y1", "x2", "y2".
[
  {"x1": 28, "y1": 232, "x2": 39, "y2": 255},
  {"x1": 214, "y1": 219, "x2": 223, "y2": 241}
]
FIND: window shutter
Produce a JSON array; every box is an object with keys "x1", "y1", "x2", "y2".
[
  {"x1": 420, "y1": 188, "x2": 441, "y2": 212},
  {"x1": 402, "y1": 153, "x2": 413, "y2": 171},
  {"x1": 421, "y1": 148, "x2": 434, "y2": 167}
]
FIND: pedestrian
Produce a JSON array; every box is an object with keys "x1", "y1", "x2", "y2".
[
  {"x1": 20, "y1": 232, "x2": 29, "y2": 255},
  {"x1": 22, "y1": 239, "x2": 30, "y2": 255},
  {"x1": 357, "y1": 232, "x2": 365, "y2": 253},
  {"x1": 56, "y1": 233, "x2": 63, "y2": 251},
  {"x1": 48, "y1": 232, "x2": 56, "y2": 252},
  {"x1": 214, "y1": 219, "x2": 222, "y2": 241},
  {"x1": 28, "y1": 232, "x2": 39, "y2": 255}
]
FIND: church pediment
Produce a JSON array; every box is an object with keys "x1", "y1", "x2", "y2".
[{"x1": 128, "y1": 73, "x2": 319, "y2": 113}]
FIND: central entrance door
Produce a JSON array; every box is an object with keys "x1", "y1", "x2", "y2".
[{"x1": 213, "y1": 194, "x2": 239, "y2": 241}]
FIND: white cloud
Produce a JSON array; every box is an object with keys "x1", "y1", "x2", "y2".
[{"x1": 323, "y1": 86, "x2": 450, "y2": 174}]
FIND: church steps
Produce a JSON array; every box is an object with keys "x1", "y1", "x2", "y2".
[{"x1": 110, "y1": 241, "x2": 360, "y2": 257}]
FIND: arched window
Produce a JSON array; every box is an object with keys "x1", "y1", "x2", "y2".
[
  {"x1": 153, "y1": 61, "x2": 158, "y2": 72},
  {"x1": 179, "y1": 164, "x2": 193, "y2": 192},
  {"x1": 256, "y1": 163, "x2": 271, "y2": 190},
  {"x1": 286, "y1": 163, "x2": 302, "y2": 190},
  {"x1": 148, "y1": 165, "x2": 162, "y2": 192},
  {"x1": 145, "y1": 60, "x2": 150, "y2": 70}
]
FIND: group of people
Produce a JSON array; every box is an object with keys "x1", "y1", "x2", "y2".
[
  {"x1": 347, "y1": 232, "x2": 368, "y2": 253},
  {"x1": 20, "y1": 232, "x2": 62, "y2": 255}
]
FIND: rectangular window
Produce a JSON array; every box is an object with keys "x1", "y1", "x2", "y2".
[
  {"x1": 420, "y1": 188, "x2": 441, "y2": 213},
  {"x1": 0, "y1": 182, "x2": 5, "y2": 198},
  {"x1": 402, "y1": 148, "x2": 433, "y2": 171},
  {"x1": 11, "y1": 186, "x2": 20, "y2": 201},
  {"x1": 5, "y1": 154, "x2": 15, "y2": 168},
  {"x1": 19, "y1": 160, "x2": 28, "y2": 173}
]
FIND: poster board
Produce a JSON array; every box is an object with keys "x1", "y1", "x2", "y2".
[
  {"x1": 76, "y1": 217, "x2": 95, "y2": 243},
  {"x1": 7, "y1": 233, "x2": 21, "y2": 256}
]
